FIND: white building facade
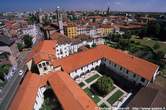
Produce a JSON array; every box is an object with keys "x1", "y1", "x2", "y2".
[
  {"x1": 68, "y1": 58, "x2": 157, "y2": 86},
  {"x1": 22, "y1": 25, "x2": 43, "y2": 44},
  {"x1": 55, "y1": 38, "x2": 104, "y2": 59},
  {"x1": 33, "y1": 86, "x2": 46, "y2": 110}
]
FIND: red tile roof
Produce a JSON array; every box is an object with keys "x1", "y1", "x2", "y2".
[
  {"x1": 52, "y1": 45, "x2": 158, "y2": 80},
  {"x1": 115, "y1": 24, "x2": 143, "y2": 29},
  {"x1": 100, "y1": 24, "x2": 112, "y2": 28},
  {"x1": 10, "y1": 40, "x2": 159, "y2": 110},
  {"x1": 9, "y1": 72, "x2": 42, "y2": 110},
  {"x1": 9, "y1": 71, "x2": 98, "y2": 110},
  {"x1": 26, "y1": 40, "x2": 56, "y2": 64},
  {"x1": 49, "y1": 72, "x2": 98, "y2": 110}
]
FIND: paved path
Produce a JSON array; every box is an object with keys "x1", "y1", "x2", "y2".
[
  {"x1": 79, "y1": 70, "x2": 128, "y2": 108},
  {"x1": 97, "y1": 86, "x2": 119, "y2": 107},
  {"x1": 82, "y1": 71, "x2": 102, "y2": 89}
]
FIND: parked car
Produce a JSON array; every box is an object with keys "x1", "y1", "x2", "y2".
[{"x1": 18, "y1": 70, "x2": 23, "y2": 76}]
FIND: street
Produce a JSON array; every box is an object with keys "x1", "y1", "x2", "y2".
[{"x1": 0, "y1": 50, "x2": 30, "y2": 110}]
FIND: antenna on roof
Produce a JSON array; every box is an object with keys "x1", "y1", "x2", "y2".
[
  {"x1": 105, "y1": 0, "x2": 111, "y2": 15},
  {"x1": 57, "y1": 6, "x2": 60, "y2": 10}
]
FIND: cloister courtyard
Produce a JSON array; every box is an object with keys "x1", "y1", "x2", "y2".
[{"x1": 75, "y1": 70, "x2": 132, "y2": 108}]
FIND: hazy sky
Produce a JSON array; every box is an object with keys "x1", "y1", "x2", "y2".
[{"x1": 0, "y1": 0, "x2": 166, "y2": 12}]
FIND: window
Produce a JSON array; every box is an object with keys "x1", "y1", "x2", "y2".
[
  {"x1": 60, "y1": 50, "x2": 63, "y2": 54},
  {"x1": 44, "y1": 67, "x2": 47, "y2": 71},
  {"x1": 46, "y1": 62, "x2": 49, "y2": 65},
  {"x1": 42, "y1": 63, "x2": 46, "y2": 66},
  {"x1": 39, "y1": 64, "x2": 42, "y2": 68},
  {"x1": 141, "y1": 78, "x2": 145, "y2": 82}
]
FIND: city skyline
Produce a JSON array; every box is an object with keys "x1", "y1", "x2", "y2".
[{"x1": 0, "y1": 0, "x2": 166, "y2": 12}]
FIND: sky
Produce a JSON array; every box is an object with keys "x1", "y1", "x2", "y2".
[{"x1": 0, "y1": 0, "x2": 166, "y2": 12}]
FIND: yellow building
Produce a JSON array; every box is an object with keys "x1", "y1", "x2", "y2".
[
  {"x1": 101, "y1": 24, "x2": 113, "y2": 36},
  {"x1": 64, "y1": 23, "x2": 77, "y2": 38}
]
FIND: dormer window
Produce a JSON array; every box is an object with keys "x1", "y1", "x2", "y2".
[{"x1": 42, "y1": 63, "x2": 46, "y2": 66}]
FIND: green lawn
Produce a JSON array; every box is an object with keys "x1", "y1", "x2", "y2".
[
  {"x1": 79, "y1": 82, "x2": 85, "y2": 87},
  {"x1": 100, "y1": 103, "x2": 108, "y2": 108},
  {"x1": 84, "y1": 87, "x2": 101, "y2": 104},
  {"x1": 107, "y1": 90, "x2": 123, "y2": 105},
  {"x1": 131, "y1": 37, "x2": 166, "y2": 53},
  {"x1": 85, "y1": 74, "x2": 100, "y2": 83}
]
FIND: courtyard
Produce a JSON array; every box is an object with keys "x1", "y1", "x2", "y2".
[{"x1": 75, "y1": 70, "x2": 132, "y2": 108}]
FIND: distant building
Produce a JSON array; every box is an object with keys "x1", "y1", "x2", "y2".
[
  {"x1": 42, "y1": 24, "x2": 59, "y2": 39},
  {"x1": 22, "y1": 25, "x2": 43, "y2": 44},
  {"x1": 64, "y1": 23, "x2": 77, "y2": 38},
  {"x1": 77, "y1": 26, "x2": 89, "y2": 35},
  {"x1": 50, "y1": 32, "x2": 103, "y2": 59},
  {"x1": 56, "y1": 6, "x2": 64, "y2": 34},
  {"x1": 100, "y1": 24, "x2": 113, "y2": 36},
  {"x1": 116, "y1": 24, "x2": 144, "y2": 32},
  {"x1": 0, "y1": 35, "x2": 20, "y2": 65}
]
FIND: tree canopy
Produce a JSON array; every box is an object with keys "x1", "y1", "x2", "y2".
[
  {"x1": 139, "y1": 21, "x2": 166, "y2": 41},
  {"x1": 0, "y1": 64, "x2": 11, "y2": 81},
  {"x1": 23, "y1": 35, "x2": 33, "y2": 48},
  {"x1": 91, "y1": 76, "x2": 114, "y2": 96}
]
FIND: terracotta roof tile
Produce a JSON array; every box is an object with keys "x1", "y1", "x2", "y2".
[
  {"x1": 9, "y1": 72, "x2": 42, "y2": 110},
  {"x1": 52, "y1": 45, "x2": 158, "y2": 80},
  {"x1": 9, "y1": 71, "x2": 98, "y2": 110},
  {"x1": 26, "y1": 40, "x2": 56, "y2": 64},
  {"x1": 48, "y1": 72, "x2": 98, "y2": 110}
]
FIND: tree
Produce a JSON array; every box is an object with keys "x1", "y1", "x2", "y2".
[
  {"x1": 110, "y1": 33, "x2": 121, "y2": 42},
  {"x1": 156, "y1": 51, "x2": 165, "y2": 59},
  {"x1": 154, "y1": 23, "x2": 161, "y2": 36},
  {"x1": 23, "y1": 35, "x2": 33, "y2": 48},
  {"x1": 91, "y1": 76, "x2": 114, "y2": 96},
  {"x1": 123, "y1": 31, "x2": 131, "y2": 39},
  {"x1": 28, "y1": 14, "x2": 39, "y2": 24},
  {"x1": 17, "y1": 43, "x2": 24, "y2": 51},
  {"x1": 139, "y1": 25, "x2": 148, "y2": 38},
  {"x1": 153, "y1": 43, "x2": 160, "y2": 49},
  {"x1": 118, "y1": 39, "x2": 130, "y2": 50},
  {"x1": 0, "y1": 64, "x2": 10, "y2": 81}
]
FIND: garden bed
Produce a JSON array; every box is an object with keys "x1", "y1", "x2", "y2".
[
  {"x1": 85, "y1": 74, "x2": 100, "y2": 83},
  {"x1": 84, "y1": 87, "x2": 101, "y2": 104},
  {"x1": 107, "y1": 90, "x2": 123, "y2": 105},
  {"x1": 78, "y1": 82, "x2": 85, "y2": 87},
  {"x1": 100, "y1": 103, "x2": 108, "y2": 108}
]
